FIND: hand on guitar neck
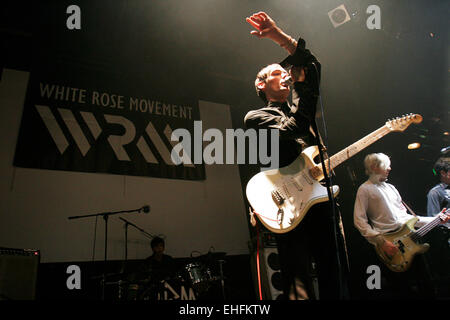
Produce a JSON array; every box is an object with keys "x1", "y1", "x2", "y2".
[{"x1": 437, "y1": 208, "x2": 450, "y2": 224}]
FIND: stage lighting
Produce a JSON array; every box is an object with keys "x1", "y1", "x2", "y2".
[
  {"x1": 328, "y1": 4, "x2": 351, "y2": 28},
  {"x1": 407, "y1": 142, "x2": 421, "y2": 150}
]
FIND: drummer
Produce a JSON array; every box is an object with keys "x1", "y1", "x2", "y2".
[
  {"x1": 142, "y1": 236, "x2": 177, "y2": 282},
  {"x1": 124, "y1": 236, "x2": 178, "y2": 300}
]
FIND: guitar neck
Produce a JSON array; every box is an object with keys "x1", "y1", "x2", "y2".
[
  {"x1": 328, "y1": 125, "x2": 391, "y2": 170},
  {"x1": 411, "y1": 213, "x2": 446, "y2": 241}
]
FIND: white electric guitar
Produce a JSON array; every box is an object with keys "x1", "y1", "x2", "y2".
[{"x1": 246, "y1": 114, "x2": 423, "y2": 234}]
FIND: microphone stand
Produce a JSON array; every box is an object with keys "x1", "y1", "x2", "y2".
[
  {"x1": 301, "y1": 60, "x2": 348, "y2": 300},
  {"x1": 68, "y1": 206, "x2": 147, "y2": 300},
  {"x1": 310, "y1": 107, "x2": 347, "y2": 300},
  {"x1": 118, "y1": 217, "x2": 154, "y2": 261}
]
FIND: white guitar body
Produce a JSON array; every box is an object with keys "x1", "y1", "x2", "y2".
[
  {"x1": 246, "y1": 146, "x2": 339, "y2": 234},
  {"x1": 246, "y1": 114, "x2": 422, "y2": 234}
]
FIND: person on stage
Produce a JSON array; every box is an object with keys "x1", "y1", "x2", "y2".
[
  {"x1": 353, "y1": 153, "x2": 449, "y2": 298},
  {"x1": 244, "y1": 11, "x2": 348, "y2": 300},
  {"x1": 143, "y1": 236, "x2": 177, "y2": 282},
  {"x1": 427, "y1": 157, "x2": 449, "y2": 218}
]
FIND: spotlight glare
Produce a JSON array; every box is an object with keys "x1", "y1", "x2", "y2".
[{"x1": 407, "y1": 142, "x2": 421, "y2": 150}]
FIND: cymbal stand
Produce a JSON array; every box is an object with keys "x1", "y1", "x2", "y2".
[
  {"x1": 68, "y1": 206, "x2": 147, "y2": 300},
  {"x1": 119, "y1": 217, "x2": 154, "y2": 261},
  {"x1": 218, "y1": 259, "x2": 226, "y2": 300}
]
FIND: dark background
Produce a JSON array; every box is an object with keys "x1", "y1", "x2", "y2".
[{"x1": 1, "y1": 0, "x2": 448, "y2": 300}]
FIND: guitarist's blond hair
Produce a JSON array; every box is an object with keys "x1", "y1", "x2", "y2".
[{"x1": 364, "y1": 153, "x2": 391, "y2": 175}]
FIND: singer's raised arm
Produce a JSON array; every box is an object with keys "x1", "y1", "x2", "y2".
[{"x1": 245, "y1": 11, "x2": 298, "y2": 55}]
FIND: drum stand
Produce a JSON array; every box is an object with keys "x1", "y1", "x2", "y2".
[
  {"x1": 218, "y1": 259, "x2": 226, "y2": 300},
  {"x1": 68, "y1": 206, "x2": 149, "y2": 300}
]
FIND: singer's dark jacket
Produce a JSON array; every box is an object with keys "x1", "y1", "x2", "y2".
[{"x1": 244, "y1": 38, "x2": 321, "y2": 168}]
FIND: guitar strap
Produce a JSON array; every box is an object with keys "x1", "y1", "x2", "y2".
[
  {"x1": 385, "y1": 183, "x2": 418, "y2": 217},
  {"x1": 402, "y1": 200, "x2": 418, "y2": 217}
]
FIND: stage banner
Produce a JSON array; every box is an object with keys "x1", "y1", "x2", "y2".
[{"x1": 13, "y1": 61, "x2": 205, "y2": 180}]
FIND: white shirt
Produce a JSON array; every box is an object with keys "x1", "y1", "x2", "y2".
[{"x1": 353, "y1": 176, "x2": 434, "y2": 245}]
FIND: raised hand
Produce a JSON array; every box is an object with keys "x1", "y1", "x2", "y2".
[
  {"x1": 246, "y1": 11, "x2": 297, "y2": 55},
  {"x1": 246, "y1": 12, "x2": 282, "y2": 42}
]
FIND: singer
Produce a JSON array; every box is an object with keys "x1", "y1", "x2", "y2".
[{"x1": 243, "y1": 12, "x2": 349, "y2": 300}]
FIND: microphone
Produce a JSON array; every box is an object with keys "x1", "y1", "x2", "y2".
[
  {"x1": 441, "y1": 146, "x2": 450, "y2": 154},
  {"x1": 140, "y1": 205, "x2": 150, "y2": 214},
  {"x1": 283, "y1": 75, "x2": 293, "y2": 86}
]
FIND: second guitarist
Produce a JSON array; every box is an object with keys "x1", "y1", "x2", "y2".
[{"x1": 353, "y1": 153, "x2": 450, "y2": 298}]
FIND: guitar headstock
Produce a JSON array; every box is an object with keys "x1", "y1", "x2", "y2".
[{"x1": 386, "y1": 114, "x2": 423, "y2": 132}]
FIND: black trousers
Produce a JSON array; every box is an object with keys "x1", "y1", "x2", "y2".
[{"x1": 275, "y1": 202, "x2": 348, "y2": 300}]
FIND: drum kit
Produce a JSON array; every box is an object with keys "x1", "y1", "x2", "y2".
[
  {"x1": 100, "y1": 251, "x2": 227, "y2": 301},
  {"x1": 69, "y1": 208, "x2": 229, "y2": 300}
]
